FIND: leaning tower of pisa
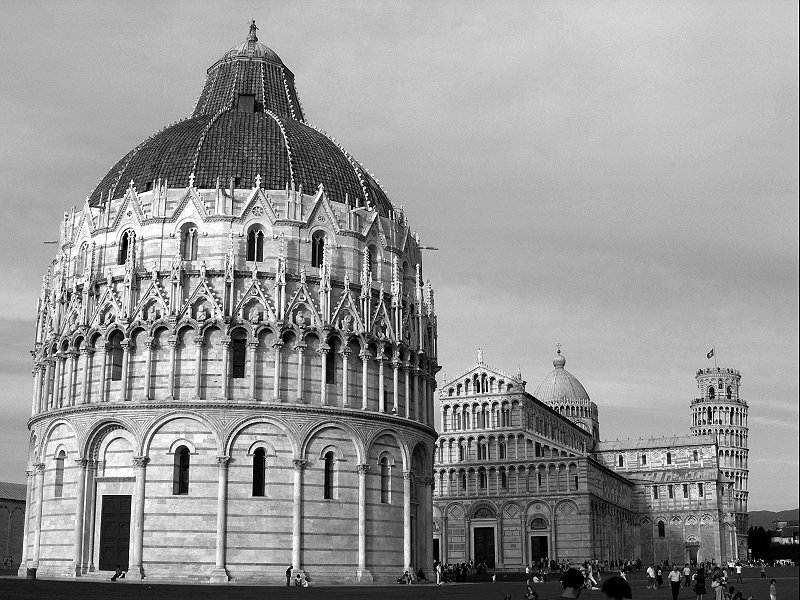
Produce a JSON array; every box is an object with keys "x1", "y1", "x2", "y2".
[{"x1": 691, "y1": 367, "x2": 749, "y2": 557}]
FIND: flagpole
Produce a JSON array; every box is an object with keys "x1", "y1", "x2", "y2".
[{"x1": 713, "y1": 345, "x2": 717, "y2": 368}]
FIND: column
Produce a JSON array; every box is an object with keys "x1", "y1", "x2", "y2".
[
  {"x1": 465, "y1": 516, "x2": 472, "y2": 564},
  {"x1": 83, "y1": 462, "x2": 98, "y2": 572},
  {"x1": 98, "y1": 344, "x2": 109, "y2": 403},
  {"x1": 413, "y1": 367, "x2": 420, "y2": 422},
  {"x1": 442, "y1": 516, "x2": 449, "y2": 565},
  {"x1": 341, "y1": 349, "x2": 350, "y2": 408},
  {"x1": 210, "y1": 456, "x2": 231, "y2": 582},
  {"x1": 360, "y1": 351, "x2": 369, "y2": 410},
  {"x1": 31, "y1": 367, "x2": 43, "y2": 416},
  {"x1": 520, "y1": 515, "x2": 528, "y2": 567},
  {"x1": 295, "y1": 343, "x2": 305, "y2": 403},
  {"x1": 130, "y1": 456, "x2": 149, "y2": 579},
  {"x1": 319, "y1": 347, "x2": 329, "y2": 405},
  {"x1": 403, "y1": 471, "x2": 412, "y2": 572},
  {"x1": 378, "y1": 356, "x2": 385, "y2": 413},
  {"x1": 68, "y1": 350, "x2": 78, "y2": 406},
  {"x1": 496, "y1": 515, "x2": 503, "y2": 567},
  {"x1": 291, "y1": 460, "x2": 305, "y2": 574},
  {"x1": 403, "y1": 364, "x2": 411, "y2": 418},
  {"x1": 31, "y1": 463, "x2": 45, "y2": 568},
  {"x1": 42, "y1": 358, "x2": 55, "y2": 411},
  {"x1": 193, "y1": 338, "x2": 203, "y2": 399},
  {"x1": 166, "y1": 337, "x2": 177, "y2": 400},
  {"x1": 53, "y1": 354, "x2": 64, "y2": 408},
  {"x1": 71, "y1": 459, "x2": 88, "y2": 576},
  {"x1": 119, "y1": 340, "x2": 131, "y2": 402},
  {"x1": 273, "y1": 342, "x2": 283, "y2": 401},
  {"x1": 248, "y1": 342, "x2": 258, "y2": 399},
  {"x1": 80, "y1": 345, "x2": 92, "y2": 404},
  {"x1": 142, "y1": 338, "x2": 153, "y2": 401},
  {"x1": 220, "y1": 338, "x2": 230, "y2": 400},
  {"x1": 357, "y1": 464, "x2": 372, "y2": 582},
  {"x1": 17, "y1": 470, "x2": 33, "y2": 574},
  {"x1": 392, "y1": 360, "x2": 399, "y2": 414}
]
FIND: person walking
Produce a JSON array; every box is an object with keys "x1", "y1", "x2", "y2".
[
  {"x1": 712, "y1": 575, "x2": 724, "y2": 600},
  {"x1": 669, "y1": 565, "x2": 682, "y2": 600},
  {"x1": 769, "y1": 578, "x2": 777, "y2": 600},
  {"x1": 285, "y1": 565, "x2": 292, "y2": 587},
  {"x1": 734, "y1": 563, "x2": 742, "y2": 583},
  {"x1": 684, "y1": 564, "x2": 692, "y2": 587},
  {"x1": 694, "y1": 567, "x2": 708, "y2": 600},
  {"x1": 647, "y1": 564, "x2": 656, "y2": 590},
  {"x1": 657, "y1": 564, "x2": 664, "y2": 588}
]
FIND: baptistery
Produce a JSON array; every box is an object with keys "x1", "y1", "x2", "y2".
[{"x1": 20, "y1": 22, "x2": 438, "y2": 584}]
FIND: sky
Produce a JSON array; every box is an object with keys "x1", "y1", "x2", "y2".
[{"x1": 0, "y1": 1, "x2": 797, "y2": 511}]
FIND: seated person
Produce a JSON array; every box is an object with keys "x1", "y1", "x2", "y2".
[
  {"x1": 294, "y1": 573, "x2": 303, "y2": 586},
  {"x1": 600, "y1": 576, "x2": 633, "y2": 600},
  {"x1": 417, "y1": 568, "x2": 428, "y2": 581},
  {"x1": 525, "y1": 584, "x2": 540, "y2": 599}
]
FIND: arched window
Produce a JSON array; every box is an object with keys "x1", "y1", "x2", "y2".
[
  {"x1": 726, "y1": 386, "x2": 732, "y2": 400},
  {"x1": 707, "y1": 386, "x2": 715, "y2": 400},
  {"x1": 641, "y1": 453, "x2": 647, "y2": 465},
  {"x1": 458, "y1": 445, "x2": 465, "y2": 461},
  {"x1": 692, "y1": 450, "x2": 699, "y2": 462},
  {"x1": 252, "y1": 448, "x2": 266, "y2": 497},
  {"x1": 367, "y1": 244, "x2": 378, "y2": 274},
  {"x1": 460, "y1": 472, "x2": 467, "y2": 491},
  {"x1": 54, "y1": 450, "x2": 66, "y2": 498},
  {"x1": 500, "y1": 471, "x2": 507, "y2": 488},
  {"x1": 479, "y1": 470, "x2": 487, "y2": 489},
  {"x1": 109, "y1": 331, "x2": 124, "y2": 381},
  {"x1": 230, "y1": 329, "x2": 247, "y2": 379},
  {"x1": 573, "y1": 476, "x2": 579, "y2": 491},
  {"x1": 498, "y1": 441, "x2": 506, "y2": 459},
  {"x1": 326, "y1": 339, "x2": 338, "y2": 384},
  {"x1": 181, "y1": 223, "x2": 199, "y2": 261},
  {"x1": 173, "y1": 446, "x2": 190, "y2": 495},
  {"x1": 76, "y1": 242, "x2": 89, "y2": 276},
  {"x1": 618, "y1": 455, "x2": 624, "y2": 467},
  {"x1": 247, "y1": 227, "x2": 266, "y2": 262},
  {"x1": 666, "y1": 452, "x2": 672, "y2": 465},
  {"x1": 657, "y1": 521, "x2": 665, "y2": 537},
  {"x1": 323, "y1": 451, "x2": 335, "y2": 500},
  {"x1": 118, "y1": 230, "x2": 134, "y2": 265},
  {"x1": 653, "y1": 486, "x2": 659, "y2": 499},
  {"x1": 537, "y1": 472, "x2": 543, "y2": 486},
  {"x1": 697, "y1": 483, "x2": 704, "y2": 497},
  {"x1": 311, "y1": 232, "x2": 326, "y2": 268},
  {"x1": 531, "y1": 517, "x2": 547, "y2": 530},
  {"x1": 718, "y1": 378, "x2": 723, "y2": 390},
  {"x1": 380, "y1": 457, "x2": 390, "y2": 503}
]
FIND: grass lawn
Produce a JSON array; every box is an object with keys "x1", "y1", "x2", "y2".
[{"x1": 0, "y1": 567, "x2": 796, "y2": 600}]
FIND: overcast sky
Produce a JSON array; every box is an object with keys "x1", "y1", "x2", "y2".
[{"x1": 0, "y1": 1, "x2": 797, "y2": 511}]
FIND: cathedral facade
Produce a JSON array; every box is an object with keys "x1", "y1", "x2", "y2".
[
  {"x1": 433, "y1": 350, "x2": 746, "y2": 568},
  {"x1": 19, "y1": 23, "x2": 438, "y2": 584}
]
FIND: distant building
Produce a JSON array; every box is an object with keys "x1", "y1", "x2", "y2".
[
  {"x1": 0, "y1": 482, "x2": 26, "y2": 569},
  {"x1": 770, "y1": 521, "x2": 799, "y2": 545},
  {"x1": 434, "y1": 349, "x2": 746, "y2": 567}
]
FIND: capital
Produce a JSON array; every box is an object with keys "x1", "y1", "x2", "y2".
[
  {"x1": 217, "y1": 455, "x2": 231, "y2": 469},
  {"x1": 357, "y1": 463, "x2": 370, "y2": 476},
  {"x1": 292, "y1": 459, "x2": 306, "y2": 471},
  {"x1": 25, "y1": 469, "x2": 34, "y2": 479},
  {"x1": 402, "y1": 470, "x2": 413, "y2": 481},
  {"x1": 193, "y1": 338, "x2": 205, "y2": 348},
  {"x1": 272, "y1": 341, "x2": 285, "y2": 350},
  {"x1": 144, "y1": 337, "x2": 155, "y2": 349},
  {"x1": 132, "y1": 456, "x2": 150, "y2": 469},
  {"x1": 74, "y1": 458, "x2": 90, "y2": 469},
  {"x1": 33, "y1": 462, "x2": 45, "y2": 474}
]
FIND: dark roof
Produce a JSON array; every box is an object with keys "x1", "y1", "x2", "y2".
[
  {"x1": 88, "y1": 24, "x2": 393, "y2": 217},
  {"x1": 0, "y1": 481, "x2": 26, "y2": 502}
]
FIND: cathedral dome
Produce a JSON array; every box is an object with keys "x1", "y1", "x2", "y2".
[
  {"x1": 88, "y1": 21, "x2": 393, "y2": 217},
  {"x1": 533, "y1": 349, "x2": 590, "y2": 404}
]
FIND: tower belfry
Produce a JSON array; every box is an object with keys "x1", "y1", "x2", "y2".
[{"x1": 691, "y1": 366, "x2": 749, "y2": 557}]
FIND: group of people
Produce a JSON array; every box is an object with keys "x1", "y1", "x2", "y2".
[
  {"x1": 1, "y1": 555, "x2": 14, "y2": 569},
  {"x1": 284, "y1": 565, "x2": 310, "y2": 587}
]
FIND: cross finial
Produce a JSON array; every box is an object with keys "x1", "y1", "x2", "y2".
[
  {"x1": 477, "y1": 347, "x2": 484, "y2": 365},
  {"x1": 188, "y1": 172, "x2": 195, "y2": 188},
  {"x1": 556, "y1": 342, "x2": 562, "y2": 354},
  {"x1": 248, "y1": 19, "x2": 258, "y2": 43}
]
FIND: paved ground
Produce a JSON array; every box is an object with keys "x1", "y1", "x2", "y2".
[{"x1": 0, "y1": 567, "x2": 796, "y2": 600}]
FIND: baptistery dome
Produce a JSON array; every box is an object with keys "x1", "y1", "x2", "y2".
[
  {"x1": 533, "y1": 348, "x2": 599, "y2": 440},
  {"x1": 22, "y1": 22, "x2": 438, "y2": 585}
]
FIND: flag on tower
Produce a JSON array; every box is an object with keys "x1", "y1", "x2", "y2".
[{"x1": 707, "y1": 348, "x2": 715, "y2": 359}]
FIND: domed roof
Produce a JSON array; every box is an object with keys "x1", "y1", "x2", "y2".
[
  {"x1": 532, "y1": 349, "x2": 590, "y2": 405},
  {"x1": 88, "y1": 21, "x2": 393, "y2": 216}
]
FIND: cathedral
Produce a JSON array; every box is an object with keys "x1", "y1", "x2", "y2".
[
  {"x1": 19, "y1": 23, "x2": 439, "y2": 584},
  {"x1": 433, "y1": 349, "x2": 749, "y2": 568}
]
